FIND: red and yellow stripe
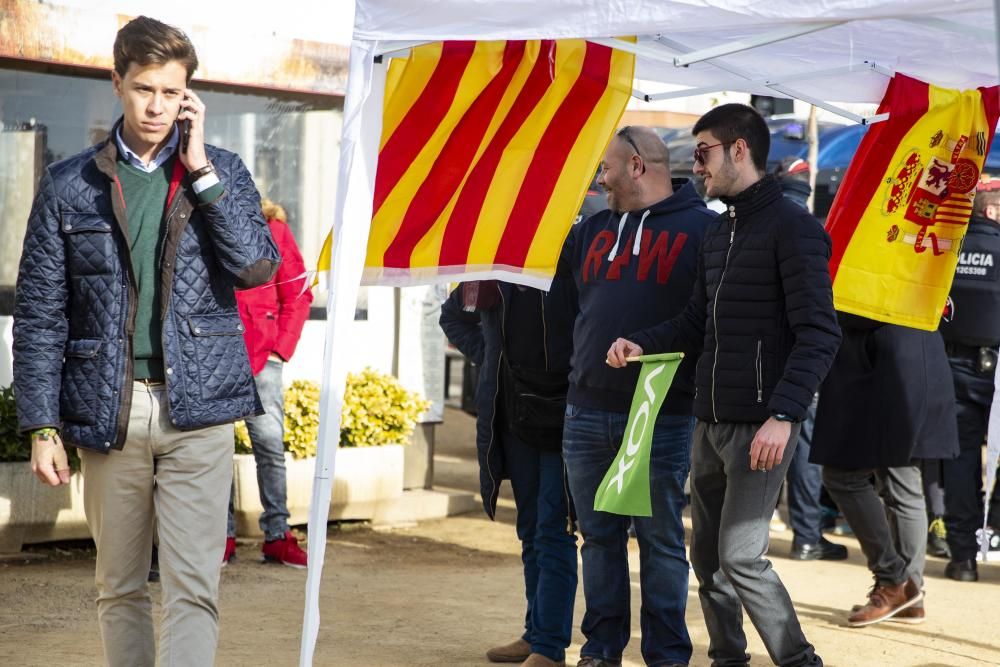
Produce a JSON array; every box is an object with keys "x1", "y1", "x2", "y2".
[
  {"x1": 364, "y1": 39, "x2": 635, "y2": 286},
  {"x1": 827, "y1": 73, "x2": 1000, "y2": 330}
]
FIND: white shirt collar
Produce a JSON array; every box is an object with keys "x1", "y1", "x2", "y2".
[{"x1": 115, "y1": 124, "x2": 179, "y2": 173}]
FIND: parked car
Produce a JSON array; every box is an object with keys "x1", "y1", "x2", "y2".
[
  {"x1": 804, "y1": 123, "x2": 868, "y2": 218},
  {"x1": 576, "y1": 168, "x2": 607, "y2": 222},
  {"x1": 666, "y1": 116, "x2": 849, "y2": 179}
]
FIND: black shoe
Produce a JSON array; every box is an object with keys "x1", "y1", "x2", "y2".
[
  {"x1": 790, "y1": 537, "x2": 848, "y2": 560},
  {"x1": 576, "y1": 659, "x2": 622, "y2": 667},
  {"x1": 944, "y1": 558, "x2": 978, "y2": 582}
]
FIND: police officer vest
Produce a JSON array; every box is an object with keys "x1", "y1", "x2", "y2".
[{"x1": 940, "y1": 218, "x2": 1000, "y2": 347}]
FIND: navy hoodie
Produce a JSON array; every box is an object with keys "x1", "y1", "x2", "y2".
[{"x1": 557, "y1": 178, "x2": 713, "y2": 415}]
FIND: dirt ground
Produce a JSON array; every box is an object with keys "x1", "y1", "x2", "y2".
[{"x1": 2, "y1": 406, "x2": 999, "y2": 666}]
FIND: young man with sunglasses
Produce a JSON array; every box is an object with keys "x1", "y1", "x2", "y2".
[
  {"x1": 557, "y1": 126, "x2": 714, "y2": 667},
  {"x1": 13, "y1": 16, "x2": 279, "y2": 666},
  {"x1": 608, "y1": 104, "x2": 841, "y2": 667}
]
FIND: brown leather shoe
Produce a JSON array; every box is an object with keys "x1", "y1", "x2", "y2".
[
  {"x1": 521, "y1": 654, "x2": 566, "y2": 667},
  {"x1": 487, "y1": 638, "x2": 531, "y2": 663},
  {"x1": 891, "y1": 605, "x2": 925, "y2": 624},
  {"x1": 847, "y1": 577, "x2": 922, "y2": 627}
]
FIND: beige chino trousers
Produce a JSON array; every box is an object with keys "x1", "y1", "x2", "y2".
[{"x1": 80, "y1": 381, "x2": 233, "y2": 667}]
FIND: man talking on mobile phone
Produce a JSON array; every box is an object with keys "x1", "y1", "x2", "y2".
[{"x1": 12, "y1": 15, "x2": 279, "y2": 666}]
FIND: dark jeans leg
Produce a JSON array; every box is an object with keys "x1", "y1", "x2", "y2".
[
  {"x1": 944, "y1": 396, "x2": 989, "y2": 560},
  {"x1": 786, "y1": 399, "x2": 822, "y2": 546},
  {"x1": 919, "y1": 459, "x2": 946, "y2": 518},
  {"x1": 562, "y1": 405, "x2": 630, "y2": 662},
  {"x1": 633, "y1": 414, "x2": 694, "y2": 667},
  {"x1": 692, "y1": 421, "x2": 819, "y2": 667},
  {"x1": 506, "y1": 432, "x2": 541, "y2": 645},
  {"x1": 506, "y1": 431, "x2": 578, "y2": 662},
  {"x1": 823, "y1": 466, "x2": 908, "y2": 585},
  {"x1": 876, "y1": 465, "x2": 926, "y2": 589}
]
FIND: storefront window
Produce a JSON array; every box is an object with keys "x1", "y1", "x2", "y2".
[{"x1": 0, "y1": 64, "x2": 342, "y2": 314}]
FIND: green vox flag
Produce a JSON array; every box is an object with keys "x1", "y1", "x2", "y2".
[{"x1": 594, "y1": 352, "x2": 684, "y2": 517}]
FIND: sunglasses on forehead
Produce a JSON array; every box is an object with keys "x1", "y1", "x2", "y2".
[
  {"x1": 617, "y1": 126, "x2": 646, "y2": 174},
  {"x1": 693, "y1": 141, "x2": 735, "y2": 166},
  {"x1": 618, "y1": 127, "x2": 642, "y2": 157}
]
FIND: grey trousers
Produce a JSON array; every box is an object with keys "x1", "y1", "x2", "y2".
[
  {"x1": 80, "y1": 382, "x2": 234, "y2": 667},
  {"x1": 690, "y1": 420, "x2": 821, "y2": 667},
  {"x1": 822, "y1": 464, "x2": 926, "y2": 589}
]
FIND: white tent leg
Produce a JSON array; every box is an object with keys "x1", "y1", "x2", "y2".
[{"x1": 299, "y1": 38, "x2": 387, "y2": 667}]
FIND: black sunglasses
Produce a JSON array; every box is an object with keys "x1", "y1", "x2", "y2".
[{"x1": 693, "y1": 141, "x2": 735, "y2": 166}]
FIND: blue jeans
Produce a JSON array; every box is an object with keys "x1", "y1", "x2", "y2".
[
  {"x1": 228, "y1": 359, "x2": 290, "y2": 541},
  {"x1": 562, "y1": 404, "x2": 693, "y2": 666},
  {"x1": 504, "y1": 431, "x2": 578, "y2": 662}
]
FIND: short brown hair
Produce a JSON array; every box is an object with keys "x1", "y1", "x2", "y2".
[
  {"x1": 692, "y1": 103, "x2": 771, "y2": 174},
  {"x1": 974, "y1": 188, "x2": 1000, "y2": 219},
  {"x1": 113, "y1": 16, "x2": 199, "y2": 81}
]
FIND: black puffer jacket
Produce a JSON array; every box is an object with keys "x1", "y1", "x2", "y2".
[
  {"x1": 13, "y1": 125, "x2": 280, "y2": 453},
  {"x1": 631, "y1": 176, "x2": 841, "y2": 423}
]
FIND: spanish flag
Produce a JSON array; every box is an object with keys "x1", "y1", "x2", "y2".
[
  {"x1": 363, "y1": 39, "x2": 635, "y2": 287},
  {"x1": 827, "y1": 73, "x2": 999, "y2": 330}
]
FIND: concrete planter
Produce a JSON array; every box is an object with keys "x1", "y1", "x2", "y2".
[
  {"x1": 0, "y1": 462, "x2": 90, "y2": 552},
  {"x1": 231, "y1": 444, "x2": 404, "y2": 537}
]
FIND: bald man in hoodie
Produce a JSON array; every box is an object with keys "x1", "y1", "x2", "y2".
[{"x1": 556, "y1": 126, "x2": 714, "y2": 667}]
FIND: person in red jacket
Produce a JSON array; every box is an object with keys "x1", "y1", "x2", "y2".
[{"x1": 225, "y1": 198, "x2": 314, "y2": 567}]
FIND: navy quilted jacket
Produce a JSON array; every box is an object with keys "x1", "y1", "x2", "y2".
[
  {"x1": 13, "y1": 127, "x2": 280, "y2": 453},
  {"x1": 631, "y1": 175, "x2": 842, "y2": 423}
]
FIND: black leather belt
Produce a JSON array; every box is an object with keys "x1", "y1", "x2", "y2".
[{"x1": 944, "y1": 341, "x2": 980, "y2": 358}]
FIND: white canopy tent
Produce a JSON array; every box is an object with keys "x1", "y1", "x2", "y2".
[{"x1": 303, "y1": 2, "x2": 1000, "y2": 664}]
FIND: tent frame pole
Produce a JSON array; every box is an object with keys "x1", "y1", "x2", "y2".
[{"x1": 671, "y1": 21, "x2": 844, "y2": 67}]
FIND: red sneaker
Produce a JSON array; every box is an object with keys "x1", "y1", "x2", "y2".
[
  {"x1": 222, "y1": 537, "x2": 237, "y2": 566},
  {"x1": 262, "y1": 531, "x2": 308, "y2": 569}
]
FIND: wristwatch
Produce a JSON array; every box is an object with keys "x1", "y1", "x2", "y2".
[{"x1": 772, "y1": 412, "x2": 798, "y2": 423}]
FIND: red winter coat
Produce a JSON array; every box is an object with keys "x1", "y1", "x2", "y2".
[{"x1": 236, "y1": 218, "x2": 313, "y2": 375}]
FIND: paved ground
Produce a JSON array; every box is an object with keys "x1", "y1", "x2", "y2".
[{"x1": 1, "y1": 405, "x2": 998, "y2": 666}]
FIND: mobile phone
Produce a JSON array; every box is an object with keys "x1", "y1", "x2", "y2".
[{"x1": 179, "y1": 117, "x2": 190, "y2": 154}]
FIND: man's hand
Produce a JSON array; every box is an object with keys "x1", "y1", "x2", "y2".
[
  {"x1": 177, "y1": 88, "x2": 210, "y2": 172},
  {"x1": 268, "y1": 352, "x2": 284, "y2": 363},
  {"x1": 749, "y1": 417, "x2": 792, "y2": 472},
  {"x1": 31, "y1": 431, "x2": 71, "y2": 486},
  {"x1": 606, "y1": 337, "x2": 643, "y2": 368}
]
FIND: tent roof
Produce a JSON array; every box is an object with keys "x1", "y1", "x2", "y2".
[{"x1": 353, "y1": 0, "x2": 998, "y2": 104}]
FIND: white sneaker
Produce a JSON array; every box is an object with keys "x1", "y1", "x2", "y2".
[{"x1": 975, "y1": 527, "x2": 1000, "y2": 561}]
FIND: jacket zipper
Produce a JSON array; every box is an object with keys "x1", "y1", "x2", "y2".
[
  {"x1": 541, "y1": 291, "x2": 574, "y2": 533},
  {"x1": 711, "y1": 210, "x2": 737, "y2": 423},
  {"x1": 112, "y1": 175, "x2": 137, "y2": 450},
  {"x1": 157, "y1": 186, "x2": 189, "y2": 406},
  {"x1": 485, "y1": 288, "x2": 505, "y2": 515},
  {"x1": 755, "y1": 339, "x2": 763, "y2": 403},
  {"x1": 540, "y1": 292, "x2": 549, "y2": 370}
]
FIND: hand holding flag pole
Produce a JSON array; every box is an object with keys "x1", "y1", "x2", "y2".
[{"x1": 594, "y1": 351, "x2": 684, "y2": 516}]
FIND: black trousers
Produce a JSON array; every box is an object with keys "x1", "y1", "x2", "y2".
[{"x1": 943, "y1": 353, "x2": 1000, "y2": 560}]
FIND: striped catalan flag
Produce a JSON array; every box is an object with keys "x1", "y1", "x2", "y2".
[
  {"x1": 363, "y1": 39, "x2": 635, "y2": 287},
  {"x1": 827, "y1": 73, "x2": 1000, "y2": 330}
]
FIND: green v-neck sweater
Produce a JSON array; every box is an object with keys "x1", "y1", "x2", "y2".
[{"x1": 117, "y1": 158, "x2": 172, "y2": 380}]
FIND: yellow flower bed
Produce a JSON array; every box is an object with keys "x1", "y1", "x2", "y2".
[{"x1": 235, "y1": 369, "x2": 430, "y2": 459}]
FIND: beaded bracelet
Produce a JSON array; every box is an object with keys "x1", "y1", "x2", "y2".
[{"x1": 32, "y1": 427, "x2": 59, "y2": 441}]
